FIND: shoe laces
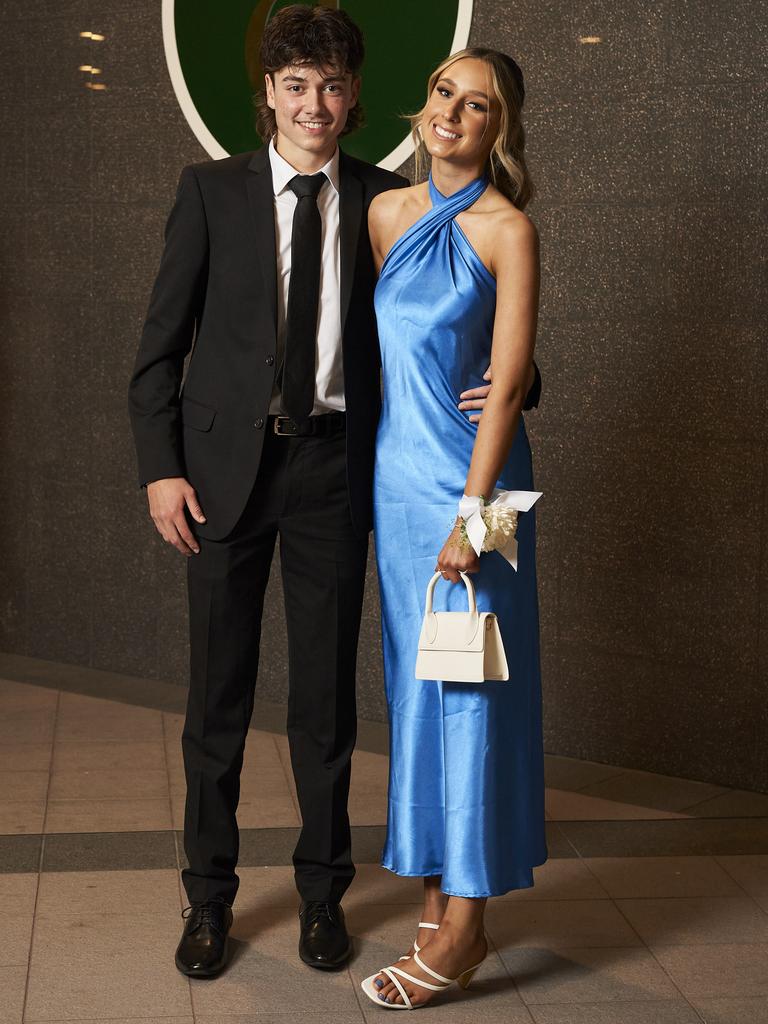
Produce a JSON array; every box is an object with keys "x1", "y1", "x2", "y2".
[
  {"x1": 182, "y1": 900, "x2": 228, "y2": 933},
  {"x1": 301, "y1": 901, "x2": 336, "y2": 925}
]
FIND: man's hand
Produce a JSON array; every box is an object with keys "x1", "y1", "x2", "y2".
[
  {"x1": 458, "y1": 367, "x2": 492, "y2": 423},
  {"x1": 458, "y1": 362, "x2": 537, "y2": 422},
  {"x1": 146, "y1": 477, "x2": 206, "y2": 556}
]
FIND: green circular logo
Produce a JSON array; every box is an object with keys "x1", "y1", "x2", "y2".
[{"x1": 162, "y1": 0, "x2": 473, "y2": 168}]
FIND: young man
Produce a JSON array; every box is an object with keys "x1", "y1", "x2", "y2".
[{"x1": 128, "y1": 5, "x2": 540, "y2": 979}]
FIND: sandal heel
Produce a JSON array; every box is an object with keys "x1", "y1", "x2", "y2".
[{"x1": 457, "y1": 966, "x2": 478, "y2": 990}]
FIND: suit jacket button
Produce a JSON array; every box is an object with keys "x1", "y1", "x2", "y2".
[
  {"x1": 265, "y1": 355, "x2": 274, "y2": 366},
  {"x1": 254, "y1": 418, "x2": 264, "y2": 429}
]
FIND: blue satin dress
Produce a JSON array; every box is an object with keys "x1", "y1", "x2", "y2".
[{"x1": 372, "y1": 174, "x2": 548, "y2": 897}]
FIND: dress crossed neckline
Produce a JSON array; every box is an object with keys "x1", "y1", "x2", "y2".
[{"x1": 380, "y1": 172, "x2": 490, "y2": 278}]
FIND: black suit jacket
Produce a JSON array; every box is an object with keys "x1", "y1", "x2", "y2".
[
  {"x1": 128, "y1": 146, "x2": 411, "y2": 540},
  {"x1": 128, "y1": 146, "x2": 541, "y2": 540}
]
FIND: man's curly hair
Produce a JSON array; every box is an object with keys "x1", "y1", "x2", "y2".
[{"x1": 253, "y1": 4, "x2": 365, "y2": 142}]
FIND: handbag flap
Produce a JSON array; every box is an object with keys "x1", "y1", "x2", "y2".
[{"x1": 418, "y1": 611, "x2": 496, "y2": 653}]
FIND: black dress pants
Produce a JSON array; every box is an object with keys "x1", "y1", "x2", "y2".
[{"x1": 180, "y1": 422, "x2": 369, "y2": 906}]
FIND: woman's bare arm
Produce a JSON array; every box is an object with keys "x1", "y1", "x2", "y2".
[
  {"x1": 368, "y1": 188, "x2": 415, "y2": 273},
  {"x1": 464, "y1": 211, "x2": 540, "y2": 495},
  {"x1": 436, "y1": 210, "x2": 540, "y2": 580}
]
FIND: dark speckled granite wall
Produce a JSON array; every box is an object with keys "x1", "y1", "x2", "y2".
[{"x1": 0, "y1": 2, "x2": 765, "y2": 791}]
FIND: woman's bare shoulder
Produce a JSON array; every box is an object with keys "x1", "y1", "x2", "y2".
[
  {"x1": 370, "y1": 182, "x2": 426, "y2": 220},
  {"x1": 481, "y1": 183, "x2": 537, "y2": 240}
]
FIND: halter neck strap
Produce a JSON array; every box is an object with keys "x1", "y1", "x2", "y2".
[
  {"x1": 380, "y1": 173, "x2": 489, "y2": 278},
  {"x1": 428, "y1": 172, "x2": 488, "y2": 208}
]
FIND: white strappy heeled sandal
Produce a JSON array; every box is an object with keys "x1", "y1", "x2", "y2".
[
  {"x1": 397, "y1": 920, "x2": 439, "y2": 962},
  {"x1": 360, "y1": 941, "x2": 486, "y2": 1010}
]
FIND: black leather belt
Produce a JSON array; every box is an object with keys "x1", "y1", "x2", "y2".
[{"x1": 269, "y1": 411, "x2": 346, "y2": 437}]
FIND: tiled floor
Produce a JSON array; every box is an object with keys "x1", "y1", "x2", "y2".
[{"x1": 1, "y1": 672, "x2": 768, "y2": 1023}]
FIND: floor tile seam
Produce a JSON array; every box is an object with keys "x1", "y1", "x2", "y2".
[
  {"x1": 503, "y1": 956, "x2": 693, "y2": 1010},
  {"x1": 30, "y1": 908, "x2": 196, "y2": 924},
  {"x1": 346, "y1": 959, "x2": 375, "y2": 1022},
  {"x1": 566, "y1": 850, "x2": 613, "y2": 899},
  {"x1": 52, "y1": 736, "x2": 168, "y2": 746},
  {"x1": 550, "y1": 814, "x2": 695, "y2": 822},
  {"x1": 571, "y1": 768, "x2": 680, "y2": 797},
  {"x1": 673, "y1": 786, "x2": 740, "y2": 813},
  {"x1": 41, "y1": 791, "x2": 174, "y2": 805},
  {"x1": 44, "y1": 793, "x2": 174, "y2": 803},
  {"x1": 483, "y1": 930, "x2": 536, "y2": 1016},
  {"x1": 711, "y1": 853, "x2": 768, "y2": 900},
  {"x1": 35, "y1": 826, "x2": 176, "y2": 838},
  {"x1": 35, "y1": 689, "x2": 61, "y2": 843},
  {"x1": 548, "y1": 821, "x2": 583, "y2": 861},
  {"x1": 49, "y1": 765, "x2": 171, "y2": 774},
  {"x1": 22, "y1": 724, "x2": 53, "y2": 1024},
  {"x1": 637, "y1": 938, "x2": 768, "y2": 948},
  {"x1": 681, "y1": 793, "x2": 768, "y2": 815},
  {"x1": 525, "y1": 999, "x2": 703, "y2": 1015},
  {"x1": 609, "y1": 891, "x2": 768, "y2": 965},
  {"x1": 594, "y1": 794, "x2": 736, "y2": 817},
  {"x1": 351, "y1": 899, "x2": 634, "y2": 915},
  {"x1": 557, "y1": 814, "x2": 768, "y2": 833},
  {"x1": 645, "y1": 940, "x2": 768, "y2": 953},
  {"x1": 0, "y1": 741, "x2": 56, "y2": 750},
  {"x1": 612, "y1": 894, "x2": 768, "y2": 904}
]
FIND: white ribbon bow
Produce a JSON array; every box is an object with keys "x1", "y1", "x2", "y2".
[{"x1": 458, "y1": 488, "x2": 543, "y2": 571}]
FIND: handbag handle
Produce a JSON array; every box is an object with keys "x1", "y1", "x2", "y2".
[
  {"x1": 423, "y1": 571, "x2": 479, "y2": 644},
  {"x1": 424, "y1": 571, "x2": 478, "y2": 614}
]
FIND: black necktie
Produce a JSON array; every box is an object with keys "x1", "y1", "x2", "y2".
[{"x1": 279, "y1": 172, "x2": 326, "y2": 421}]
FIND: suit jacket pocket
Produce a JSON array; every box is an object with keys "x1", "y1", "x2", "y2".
[{"x1": 181, "y1": 394, "x2": 216, "y2": 432}]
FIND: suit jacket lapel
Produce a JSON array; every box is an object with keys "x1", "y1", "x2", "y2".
[
  {"x1": 339, "y1": 151, "x2": 363, "y2": 333},
  {"x1": 246, "y1": 147, "x2": 278, "y2": 343}
]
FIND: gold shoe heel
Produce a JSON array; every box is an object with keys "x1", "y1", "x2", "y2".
[{"x1": 457, "y1": 966, "x2": 478, "y2": 990}]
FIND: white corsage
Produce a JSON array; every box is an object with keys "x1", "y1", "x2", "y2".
[{"x1": 458, "y1": 489, "x2": 543, "y2": 570}]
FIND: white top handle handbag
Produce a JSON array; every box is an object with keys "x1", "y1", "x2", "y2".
[{"x1": 415, "y1": 571, "x2": 509, "y2": 683}]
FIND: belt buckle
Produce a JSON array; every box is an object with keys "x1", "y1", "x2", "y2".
[{"x1": 273, "y1": 415, "x2": 299, "y2": 436}]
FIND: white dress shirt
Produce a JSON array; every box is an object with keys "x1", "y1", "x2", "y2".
[{"x1": 268, "y1": 138, "x2": 345, "y2": 416}]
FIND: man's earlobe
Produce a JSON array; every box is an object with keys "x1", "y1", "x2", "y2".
[
  {"x1": 350, "y1": 76, "x2": 362, "y2": 107},
  {"x1": 265, "y1": 72, "x2": 276, "y2": 109}
]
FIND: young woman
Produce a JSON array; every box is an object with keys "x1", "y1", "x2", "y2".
[{"x1": 362, "y1": 48, "x2": 547, "y2": 1008}]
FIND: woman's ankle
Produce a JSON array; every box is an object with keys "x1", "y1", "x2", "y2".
[
  {"x1": 435, "y1": 914, "x2": 486, "y2": 947},
  {"x1": 421, "y1": 878, "x2": 448, "y2": 923},
  {"x1": 422, "y1": 898, "x2": 448, "y2": 923}
]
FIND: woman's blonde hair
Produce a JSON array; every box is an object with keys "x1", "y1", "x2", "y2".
[{"x1": 409, "y1": 47, "x2": 534, "y2": 210}]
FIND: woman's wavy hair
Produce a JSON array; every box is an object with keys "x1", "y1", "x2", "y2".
[
  {"x1": 409, "y1": 47, "x2": 534, "y2": 210},
  {"x1": 252, "y1": 4, "x2": 365, "y2": 142}
]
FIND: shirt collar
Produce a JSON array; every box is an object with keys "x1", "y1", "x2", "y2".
[{"x1": 268, "y1": 138, "x2": 340, "y2": 197}]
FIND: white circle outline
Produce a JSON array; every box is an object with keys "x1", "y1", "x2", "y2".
[{"x1": 161, "y1": 0, "x2": 474, "y2": 168}]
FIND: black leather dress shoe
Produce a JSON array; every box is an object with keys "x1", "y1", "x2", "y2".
[
  {"x1": 175, "y1": 899, "x2": 233, "y2": 977},
  {"x1": 298, "y1": 901, "x2": 352, "y2": 969}
]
